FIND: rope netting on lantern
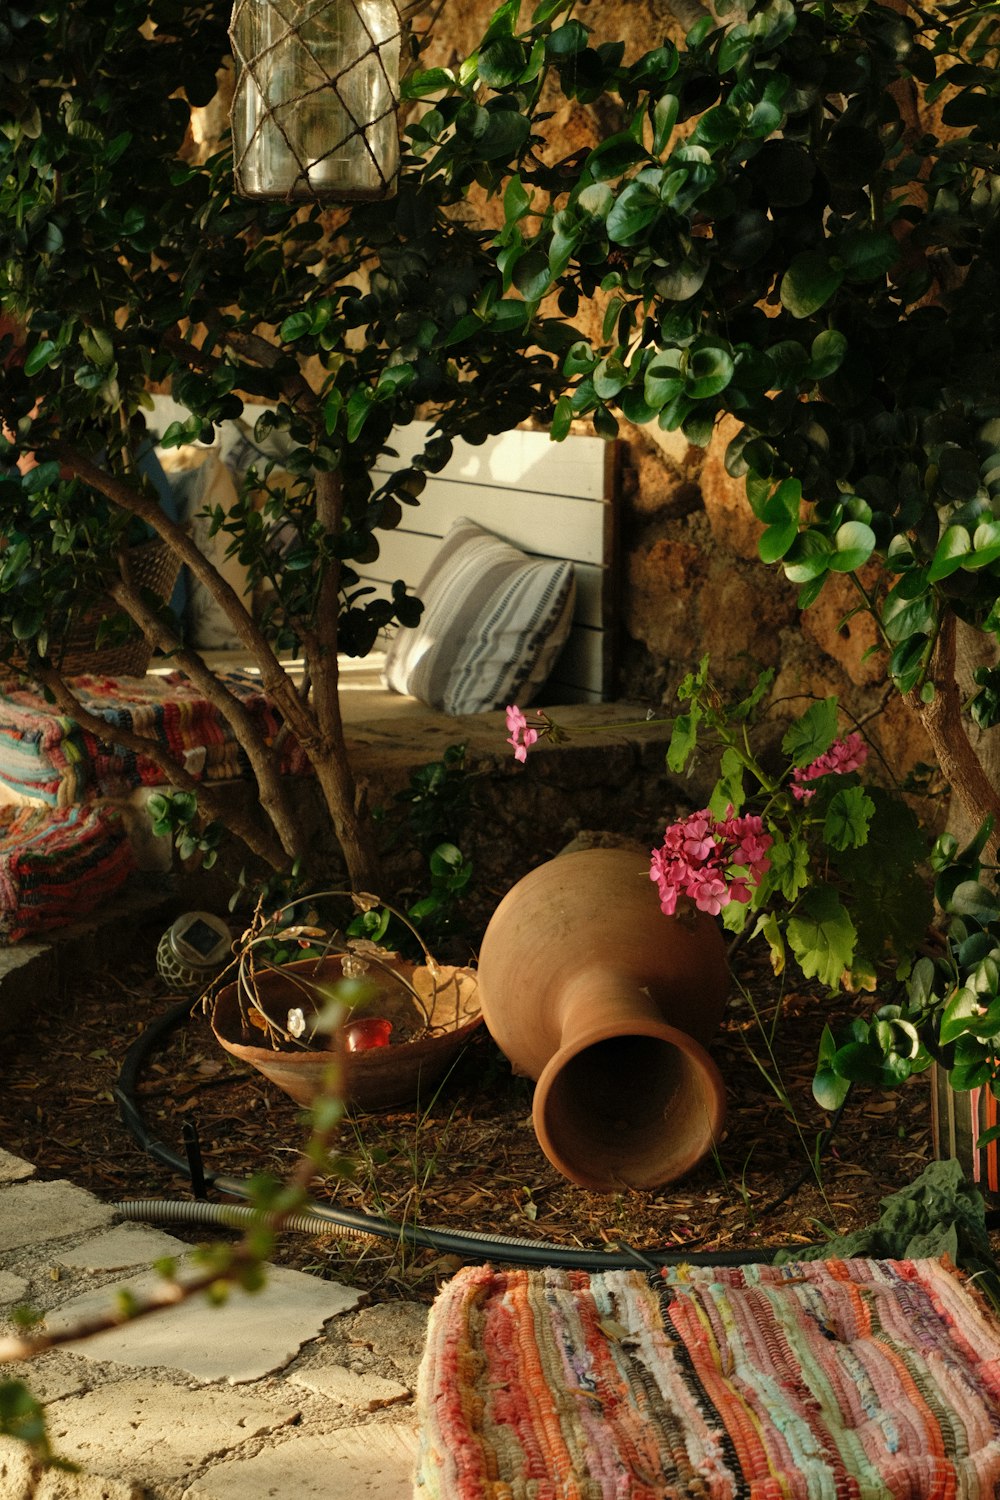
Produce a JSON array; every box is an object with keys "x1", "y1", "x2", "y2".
[{"x1": 229, "y1": 0, "x2": 406, "y2": 201}]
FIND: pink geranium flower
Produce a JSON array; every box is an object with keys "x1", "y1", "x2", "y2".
[
  {"x1": 790, "y1": 732, "x2": 868, "y2": 801},
  {"x1": 506, "y1": 704, "x2": 540, "y2": 764},
  {"x1": 650, "y1": 807, "x2": 773, "y2": 918}
]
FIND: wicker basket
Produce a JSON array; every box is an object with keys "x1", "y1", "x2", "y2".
[{"x1": 55, "y1": 538, "x2": 182, "y2": 679}]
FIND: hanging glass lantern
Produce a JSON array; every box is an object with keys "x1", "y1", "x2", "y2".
[{"x1": 229, "y1": 0, "x2": 401, "y2": 202}]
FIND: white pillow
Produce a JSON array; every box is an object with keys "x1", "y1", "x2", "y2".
[{"x1": 383, "y1": 517, "x2": 575, "y2": 714}]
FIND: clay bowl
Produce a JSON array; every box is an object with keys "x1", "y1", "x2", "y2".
[{"x1": 211, "y1": 954, "x2": 481, "y2": 1112}]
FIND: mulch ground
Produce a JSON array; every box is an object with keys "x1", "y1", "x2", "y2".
[{"x1": 0, "y1": 902, "x2": 958, "y2": 1304}]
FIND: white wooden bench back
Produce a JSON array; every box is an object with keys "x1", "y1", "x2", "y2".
[
  {"x1": 368, "y1": 421, "x2": 618, "y2": 703},
  {"x1": 145, "y1": 397, "x2": 618, "y2": 703}
]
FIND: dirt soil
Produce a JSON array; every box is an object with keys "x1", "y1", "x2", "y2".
[{"x1": 0, "y1": 898, "x2": 965, "y2": 1306}]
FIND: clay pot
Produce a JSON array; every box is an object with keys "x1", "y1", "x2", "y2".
[
  {"x1": 211, "y1": 955, "x2": 481, "y2": 1112},
  {"x1": 477, "y1": 847, "x2": 729, "y2": 1193}
]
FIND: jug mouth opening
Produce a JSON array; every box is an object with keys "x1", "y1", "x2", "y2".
[{"x1": 533, "y1": 1026, "x2": 725, "y2": 1194}]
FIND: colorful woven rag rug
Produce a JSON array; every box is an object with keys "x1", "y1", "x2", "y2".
[
  {"x1": 0, "y1": 670, "x2": 310, "y2": 806},
  {"x1": 415, "y1": 1257, "x2": 1000, "y2": 1499},
  {"x1": 0, "y1": 803, "x2": 135, "y2": 943}
]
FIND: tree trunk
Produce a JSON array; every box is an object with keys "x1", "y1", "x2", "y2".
[
  {"x1": 907, "y1": 611, "x2": 1000, "y2": 862},
  {"x1": 306, "y1": 468, "x2": 383, "y2": 892}
]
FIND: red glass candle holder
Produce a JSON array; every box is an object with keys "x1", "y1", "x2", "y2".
[{"x1": 344, "y1": 1016, "x2": 393, "y2": 1052}]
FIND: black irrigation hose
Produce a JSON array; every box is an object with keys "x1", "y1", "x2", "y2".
[{"x1": 115, "y1": 994, "x2": 837, "y2": 1270}]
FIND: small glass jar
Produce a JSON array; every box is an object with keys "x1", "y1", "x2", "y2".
[{"x1": 230, "y1": 0, "x2": 400, "y2": 201}]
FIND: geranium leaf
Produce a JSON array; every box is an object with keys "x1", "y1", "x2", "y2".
[
  {"x1": 786, "y1": 886, "x2": 856, "y2": 989},
  {"x1": 824, "y1": 786, "x2": 875, "y2": 851},
  {"x1": 781, "y1": 696, "x2": 838, "y2": 766}
]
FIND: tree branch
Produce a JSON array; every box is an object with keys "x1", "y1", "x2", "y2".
[
  {"x1": 109, "y1": 562, "x2": 308, "y2": 864},
  {"x1": 29, "y1": 663, "x2": 289, "y2": 870},
  {"x1": 49, "y1": 442, "x2": 314, "y2": 742}
]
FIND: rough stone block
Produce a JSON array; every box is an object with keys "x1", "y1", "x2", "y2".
[{"x1": 699, "y1": 415, "x2": 763, "y2": 560}]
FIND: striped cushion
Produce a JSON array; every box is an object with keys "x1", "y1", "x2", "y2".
[{"x1": 383, "y1": 517, "x2": 575, "y2": 714}]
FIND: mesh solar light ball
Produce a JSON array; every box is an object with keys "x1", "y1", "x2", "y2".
[{"x1": 156, "y1": 911, "x2": 233, "y2": 992}]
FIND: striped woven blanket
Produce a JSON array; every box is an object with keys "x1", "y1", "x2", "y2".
[
  {"x1": 416, "y1": 1258, "x2": 1000, "y2": 1499},
  {"x1": 0, "y1": 671, "x2": 310, "y2": 806},
  {"x1": 0, "y1": 803, "x2": 135, "y2": 943}
]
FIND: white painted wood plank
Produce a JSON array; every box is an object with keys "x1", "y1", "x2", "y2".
[
  {"x1": 374, "y1": 419, "x2": 610, "y2": 501},
  {"x1": 383, "y1": 483, "x2": 607, "y2": 565}
]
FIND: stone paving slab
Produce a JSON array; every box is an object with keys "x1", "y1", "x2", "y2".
[
  {"x1": 46, "y1": 1263, "x2": 362, "y2": 1384},
  {"x1": 44, "y1": 1379, "x2": 299, "y2": 1489},
  {"x1": 58, "y1": 1227, "x2": 189, "y2": 1274},
  {"x1": 0, "y1": 1182, "x2": 115, "y2": 1252},
  {"x1": 181, "y1": 1423, "x2": 420, "y2": 1500},
  {"x1": 0, "y1": 1435, "x2": 143, "y2": 1499},
  {"x1": 0, "y1": 1270, "x2": 28, "y2": 1305},
  {"x1": 0, "y1": 1150, "x2": 35, "y2": 1185},
  {"x1": 348, "y1": 1302, "x2": 430, "y2": 1369},
  {"x1": 0, "y1": 1128, "x2": 426, "y2": 1499},
  {"x1": 288, "y1": 1363, "x2": 411, "y2": 1411}
]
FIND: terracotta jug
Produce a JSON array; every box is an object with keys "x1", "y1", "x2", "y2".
[{"x1": 477, "y1": 847, "x2": 730, "y2": 1193}]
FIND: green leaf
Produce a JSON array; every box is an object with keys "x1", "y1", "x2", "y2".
[
  {"x1": 545, "y1": 19, "x2": 589, "y2": 56},
  {"x1": 824, "y1": 786, "x2": 875, "y2": 851},
  {"x1": 478, "y1": 35, "x2": 527, "y2": 86},
  {"x1": 829, "y1": 520, "x2": 876, "y2": 573},
  {"x1": 709, "y1": 746, "x2": 745, "y2": 817},
  {"x1": 279, "y1": 311, "x2": 313, "y2": 342},
  {"x1": 882, "y1": 590, "x2": 936, "y2": 645},
  {"x1": 836, "y1": 228, "x2": 899, "y2": 280},
  {"x1": 813, "y1": 1064, "x2": 852, "y2": 1112},
  {"x1": 592, "y1": 354, "x2": 627, "y2": 400},
  {"x1": 23, "y1": 339, "x2": 58, "y2": 376},
  {"x1": 948, "y1": 881, "x2": 1000, "y2": 921},
  {"x1": 667, "y1": 705, "x2": 701, "y2": 772},
  {"x1": 587, "y1": 132, "x2": 650, "y2": 180},
  {"x1": 767, "y1": 836, "x2": 810, "y2": 901},
  {"x1": 760, "y1": 476, "x2": 801, "y2": 525},
  {"x1": 807, "y1": 329, "x2": 848, "y2": 381},
  {"x1": 643, "y1": 352, "x2": 685, "y2": 408},
  {"x1": 781, "y1": 697, "x2": 838, "y2": 766},
  {"x1": 756, "y1": 910, "x2": 786, "y2": 975},
  {"x1": 779, "y1": 251, "x2": 844, "y2": 318},
  {"x1": 940, "y1": 987, "x2": 982, "y2": 1046},
  {"x1": 20, "y1": 461, "x2": 62, "y2": 494},
  {"x1": 478, "y1": 109, "x2": 531, "y2": 159},
  {"x1": 786, "y1": 886, "x2": 857, "y2": 989},
  {"x1": 758, "y1": 516, "x2": 798, "y2": 563},
  {"x1": 653, "y1": 94, "x2": 679, "y2": 156},
  {"x1": 606, "y1": 183, "x2": 661, "y2": 245},
  {"x1": 782, "y1": 529, "x2": 832, "y2": 583},
  {"x1": 551, "y1": 395, "x2": 573, "y2": 442},
  {"x1": 969, "y1": 520, "x2": 1000, "y2": 570},
  {"x1": 928, "y1": 525, "x2": 972, "y2": 582},
  {"x1": 401, "y1": 66, "x2": 455, "y2": 99},
  {"x1": 684, "y1": 339, "x2": 733, "y2": 399}
]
